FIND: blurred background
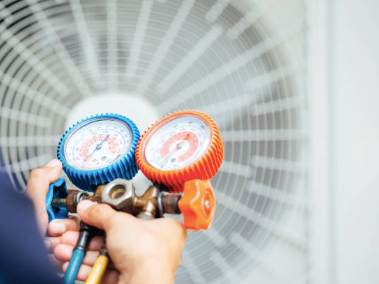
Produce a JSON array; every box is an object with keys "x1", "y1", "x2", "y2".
[{"x1": 0, "y1": 0, "x2": 378, "y2": 283}]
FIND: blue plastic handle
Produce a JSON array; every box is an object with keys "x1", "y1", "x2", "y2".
[{"x1": 46, "y1": 178, "x2": 69, "y2": 222}]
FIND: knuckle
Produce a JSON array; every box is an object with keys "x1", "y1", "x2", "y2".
[
  {"x1": 88, "y1": 204, "x2": 117, "y2": 226},
  {"x1": 165, "y1": 218, "x2": 187, "y2": 239},
  {"x1": 29, "y1": 169, "x2": 45, "y2": 180}
]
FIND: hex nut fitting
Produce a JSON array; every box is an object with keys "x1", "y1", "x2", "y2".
[
  {"x1": 66, "y1": 190, "x2": 89, "y2": 213},
  {"x1": 101, "y1": 179, "x2": 135, "y2": 210}
]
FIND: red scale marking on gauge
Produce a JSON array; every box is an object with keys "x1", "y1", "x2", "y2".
[
  {"x1": 159, "y1": 131, "x2": 199, "y2": 163},
  {"x1": 107, "y1": 136, "x2": 118, "y2": 152},
  {"x1": 79, "y1": 134, "x2": 118, "y2": 161}
]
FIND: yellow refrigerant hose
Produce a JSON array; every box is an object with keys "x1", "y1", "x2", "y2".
[{"x1": 85, "y1": 245, "x2": 109, "y2": 284}]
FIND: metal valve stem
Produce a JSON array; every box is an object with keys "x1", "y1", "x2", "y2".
[{"x1": 50, "y1": 179, "x2": 183, "y2": 217}]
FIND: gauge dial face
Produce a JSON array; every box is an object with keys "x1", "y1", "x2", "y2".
[
  {"x1": 144, "y1": 116, "x2": 211, "y2": 171},
  {"x1": 63, "y1": 118, "x2": 132, "y2": 171}
]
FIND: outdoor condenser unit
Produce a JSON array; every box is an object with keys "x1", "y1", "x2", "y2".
[{"x1": 1, "y1": 0, "x2": 378, "y2": 283}]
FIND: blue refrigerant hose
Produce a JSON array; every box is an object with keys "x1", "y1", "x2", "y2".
[
  {"x1": 62, "y1": 222, "x2": 97, "y2": 284},
  {"x1": 62, "y1": 249, "x2": 85, "y2": 284}
]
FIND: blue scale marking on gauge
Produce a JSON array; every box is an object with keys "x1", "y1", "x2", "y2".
[{"x1": 57, "y1": 113, "x2": 140, "y2": 192}]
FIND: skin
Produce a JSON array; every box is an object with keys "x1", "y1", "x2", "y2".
[{"x1": 26, "y1": 159, "x2": 187, "y2": 284}]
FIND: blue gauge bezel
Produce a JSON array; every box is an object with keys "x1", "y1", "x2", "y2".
[
  {"x1": 61, "y1": 117, "x2": 132, "y2": 171},
  {"x1": 57, "y1": 113, "x2": 140, "y2": 192}
]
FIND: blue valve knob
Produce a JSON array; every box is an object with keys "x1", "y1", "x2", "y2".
[{"x1": 46, "y1": 178, "x2": 69, "y2": 222}]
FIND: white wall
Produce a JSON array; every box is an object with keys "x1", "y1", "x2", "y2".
[{"x1": 333, "y1": 0, "x2": 379, "y2": 283}]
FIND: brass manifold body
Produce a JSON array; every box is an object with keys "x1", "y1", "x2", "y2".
[{"x1": 52, "y1": 178, "x2": 182, "y2": 220}]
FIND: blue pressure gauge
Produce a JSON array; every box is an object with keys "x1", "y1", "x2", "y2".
[{"x1": 57, "y1": 114, "x2": 140, "y2": 192}]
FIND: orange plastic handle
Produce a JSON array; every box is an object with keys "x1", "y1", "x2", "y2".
[{"x1": 178, "y1": 179, "x2": 216, "y2": 231}]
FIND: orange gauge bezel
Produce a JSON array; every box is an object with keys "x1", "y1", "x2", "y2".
[{"x1": 136, "y1": 110, "x2": 224, "y2": 191}]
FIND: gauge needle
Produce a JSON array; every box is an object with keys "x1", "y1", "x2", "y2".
[
  {"x1": 160, "y1": 133, "x2": 190, "y2": 168},
  {"x1": 83, "y1": 134, "x2": 110, "y2": 164}
]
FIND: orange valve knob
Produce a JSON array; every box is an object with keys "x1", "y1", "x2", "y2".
[
  {"x1": 178, "y1": 179, "x2": 216, "y2": 230},
  {"x1": 136, "y1": 110, "x2": 224, "y2": 191}
]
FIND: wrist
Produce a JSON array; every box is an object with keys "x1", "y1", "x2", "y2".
[{"x1": 125, "y1": 259, "x2": 176, "y2": 284}]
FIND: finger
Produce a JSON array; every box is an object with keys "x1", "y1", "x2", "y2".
[
  {"x1": 26, "y1": 159, "x2": 63, "y2": 213},
  {"x1": 45, "y1": 237, "x2": 61, "y2": 253},
  {"x1": 47, "y1": 216, "x2": 80, "y2": 236},
  {"x1": 77, "y1": 201, "x2": 127, "y2": 231},
  {"x1": 54, "y1": 244, "x2": 100, "y2": 265},
  {"x1": 61, "y1": 231, "x2": 104, "y2": 251},
  {"x1": 54, "y1": 242, "x2": 117, "y2": 270},
  {"x1": 62, "y1": 262, "x2": 119, "y2": 283},
  {"x1": 62, "y1": 262, "x2": 91, "y2": 281}
]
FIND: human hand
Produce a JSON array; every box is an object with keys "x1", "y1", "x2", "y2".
[
  {"x1": 54, "y1": 200, "x2": 187, "y2": 284},
  {"x1": 26, "y1": 159, "x2": 63, "y2": 235},
  {"x1": 26, "y1": 159, "x2": 80, "y2": 239},
  {"x1": 44, "y1": 217, "x2": 81, "y2": 271},
  {"x1": 54, "y1": 231, "x2": 119, "y2": 283},
  {"x1": 26, "y1": 159, "x2": 81, "y2": 270}
]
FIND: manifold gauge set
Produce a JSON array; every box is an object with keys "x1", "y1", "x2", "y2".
[{"x1": 45, "y1": 110, "x2": 224, "y2": 284}]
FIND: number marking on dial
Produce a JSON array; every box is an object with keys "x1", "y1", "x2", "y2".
[
  {"x1": 144, "y1": 116, "x2": 210, "y2": 171},
  {"x1": 63, "y1": 119, "x2": 132, "y2": 171}
]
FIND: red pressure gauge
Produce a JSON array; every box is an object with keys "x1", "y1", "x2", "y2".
[
  {"x1": 136, "y1": 110, "x2": 224, "y2": 191},
  {"x1": 136, "y1": 110, "x2": 223, "y2": 230}
]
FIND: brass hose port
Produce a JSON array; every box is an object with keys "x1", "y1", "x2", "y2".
[{"x1": 101, "y1": 179, "x2": 135, "y2": 211}]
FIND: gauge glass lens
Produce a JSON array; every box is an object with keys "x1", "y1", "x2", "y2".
[
  {"x1": 63, "y1": 118, "x2": 132, "y2": 171},
  {"x1": 144, "y1": 116, "x2": 211, "y2": 170}
]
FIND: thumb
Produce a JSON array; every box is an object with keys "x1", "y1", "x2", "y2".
[
  {"x1": 26, "y1": 159, "x2": 62, "y2": 234},
  {"x1": 26, "y1": 159, "x2": 62, "y2": 216},
  {"x1": 77, "y1": 200, "x2": 119, "y2": 231}
]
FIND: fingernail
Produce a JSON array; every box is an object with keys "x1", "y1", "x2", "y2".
[
  {"x1": 77, "y1": 200, "x2": 96, "y2": 212},
  {"x1": 46, "y1": 159, "x2": 60, "y2": 168},
  {"x1": 44, "y1": 240, "x2": 51, "y2": 249},
  {"x1": 50, "y1": 221, "x2": 66, "y2": 233}
]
